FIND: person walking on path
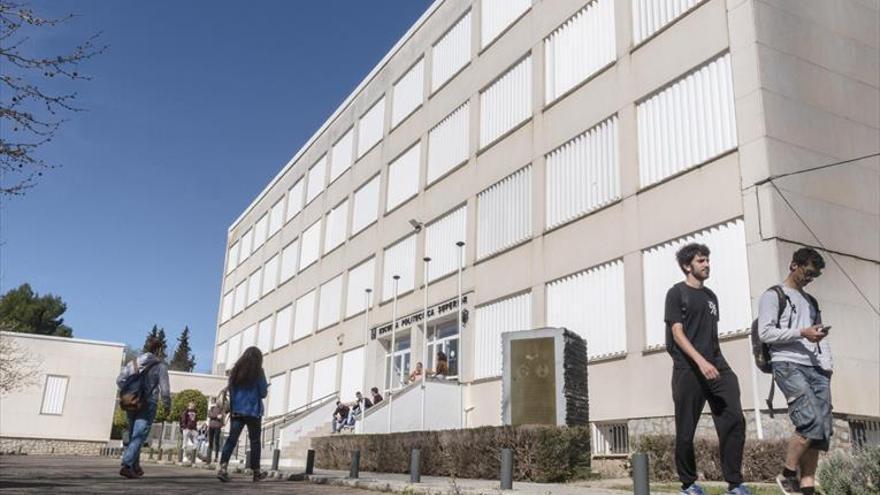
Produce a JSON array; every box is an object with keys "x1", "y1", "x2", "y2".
[
  {"x1": 216, "y1": 347, "x2": 268, "y2": 483},
  {"x1": 179, "y1": 401, "x2": 198, "y2": 463},
  {"x1": 664, "y1": 243, "x2": 751, "y2": 495},
  {"x1": 757, "y1": 247, "x2": 830, "y2": 495},
  {"x1": 207, "y1": 398, "x2": 225, "y2": 464},
  {"x1": 116, "y1": 336, "x2": 171, "y2": 479}
]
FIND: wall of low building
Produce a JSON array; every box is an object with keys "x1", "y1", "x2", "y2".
[
  {"x1": 168, "y1": 371, "x2": 227, "y2": 398},
  {"x1": 0, "y1": 437, "x2": 104, "y2": 456},
  {"x1": 0, "y1": 332, "x2": 123, "y2": 446}
]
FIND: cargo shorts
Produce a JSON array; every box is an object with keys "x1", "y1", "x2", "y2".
[{"x1": 772, "y1": 361, "x2": 833, "y2": 451}]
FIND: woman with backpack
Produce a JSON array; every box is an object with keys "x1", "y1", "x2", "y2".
[{"x1": 217, "y1": 346, "x2": 269, "y2": 483}]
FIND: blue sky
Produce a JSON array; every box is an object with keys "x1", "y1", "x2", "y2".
[{"x1": 1, "y1": 0, "x2": 432, "y2": 372}]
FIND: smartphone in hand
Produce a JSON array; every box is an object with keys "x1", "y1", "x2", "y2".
[{"x1": 820, "y1": 325, "x2": 832, "y2": 334}]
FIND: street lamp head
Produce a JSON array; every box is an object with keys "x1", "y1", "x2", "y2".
[
  {"x1": 409, "y1": 219, "x2": 423, "y2": 232},
  {"x1": 456, "y1": 241, "x2": 465, "y2": 247}
]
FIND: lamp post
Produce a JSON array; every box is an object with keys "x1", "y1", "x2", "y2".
[
  {"x1": 456, "y1": 241, "x2": 465, "y2": 428},
  {"x1": 360, "y1": 288, "x2": 372, "y2": 434},
  {"x1": 421, "y1": 257, "x2": 431, "y2": 430},
  {"x1": 388, "y1": 275, "x2": 400, "y2": 433}
]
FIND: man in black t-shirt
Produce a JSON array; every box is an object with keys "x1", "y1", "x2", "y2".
[{"x1": 664, "y1": 243, "x2": 750, "y2": 495}]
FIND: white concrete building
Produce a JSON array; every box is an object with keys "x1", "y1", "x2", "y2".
[
  {"x1": 0, "y1": 332, "x2": 124, "y2": 455},
  {"x1": 213, "y1": 0, "x2": 879, "y2": 460},
  {"x1": 168, "y1": 370, "x2": 227, "y2": 399}
]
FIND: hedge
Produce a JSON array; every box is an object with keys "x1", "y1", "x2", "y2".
[
  {"x1": 631, "y1": 434, "x2": 787, "y2": 482},
  {"x1": 311, "y1": 425, "x2": 591, "y2": 482}
]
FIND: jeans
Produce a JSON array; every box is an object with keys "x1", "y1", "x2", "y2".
[
  {"x1": 772, "y1": 361, "x2": 833, "y2": 450},
  {"x1": 181, "y1": 428, "x2": 197, "y2": 461},
  {"x1": 220, "y1": 415, "x2": 261, "y2": 470},
  {"x1": 122, "y1": 401, "x2": 158, "y2": 469},
  {"x1": 672, "y1": 367, "x2": 745, "y2": 486},
  {"x1": 208, "y1": 427, "x2": 222, "y2": 458}
]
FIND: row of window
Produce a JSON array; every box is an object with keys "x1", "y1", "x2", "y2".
[
  {"x1": 219, "y1": 219, "x2": 750, "y2": 387},
  {"x1": 225, "y1": 0, "x2": 720, "y2": 277},
  {"x1": 223, "y1": 49, "x2": 736, "y2": 323},
  {"x1": 220, "y1": 201, "x2": 466, "y2": 327}
]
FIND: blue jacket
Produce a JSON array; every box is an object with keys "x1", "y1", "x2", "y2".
[{"x1": 229, "y1": 372, "x2": 268, "y2": 418}]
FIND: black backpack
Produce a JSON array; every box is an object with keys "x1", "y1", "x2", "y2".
[
  {"x1": 750, "y1": 286, "x2": 789, "y2": 374},
  {"x1": 118, "y1": 360, "x2": 159, "y2": 413},
  {"x1": 750, "y1": 285, "x2": 820, "y2": 416}
]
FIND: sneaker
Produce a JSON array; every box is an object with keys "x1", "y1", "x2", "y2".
[
  {"x1": 217, "y1": 463, "x2": 231, "y2": 483},
  {"x1": 252, "y1": 470, "x2": 268, "y2": 482},
  {"x1": 680, "y1": 484, "x2": 708, "y2": 495},
  {"x1": 775, "y1": 473, "x2": 800, "y2": 494},
  {"x1": 727, "y1": 485, "x2": 753, "y2": 495},
  {"x1": 119, "y1": 466, "x2": 138, "y2": 479}
]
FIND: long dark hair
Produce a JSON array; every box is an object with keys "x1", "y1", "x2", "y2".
[{"x1": 229, "y1": 346, "x2": 264, "y2": 388}]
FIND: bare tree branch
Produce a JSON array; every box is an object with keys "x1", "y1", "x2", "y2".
[
  {"x1": 0, "y1": 1, "x2": 106, "y2": 195},
  {"x1": 0, "y1": 333, "x2": 42, "y2": 395}
]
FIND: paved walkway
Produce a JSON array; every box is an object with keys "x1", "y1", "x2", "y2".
[
  {"x1": 0, "y1": 455, "x2": 371, "y2": 494},
  {"x1": 303, "y1": 469, "x2": 632, "y2": 494},
  {"x1": 161, "y1": 457, "x2": 633, "y2": 494}
]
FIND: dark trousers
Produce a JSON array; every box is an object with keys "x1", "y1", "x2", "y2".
[
  {"x1": 208, "y1": 427, "x2": 222, "y2": 458},
  {"x1": 219, "y1": 416, "x2": 261, "y2": 471},
  {"x1": 672, "y1": 367, "x2": 745, "y2": 486}
]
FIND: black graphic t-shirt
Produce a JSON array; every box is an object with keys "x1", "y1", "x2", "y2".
[{"x1": 664, "y1": 282, "x2": 729, "y2": 370}]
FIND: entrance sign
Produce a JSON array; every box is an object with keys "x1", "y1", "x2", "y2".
[
  {"x1": 370, "y1": 294, "x2": 469, "y2": 340},
  {"x1": 502, "y1": 327, "x2": 589, "y2": 427}
]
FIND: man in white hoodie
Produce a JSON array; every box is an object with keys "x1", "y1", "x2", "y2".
[
  {"x1": 116, "y1": 336, "x2": 171, "y2": 478},
  {"x1": 757, "y1": 247, "x2": 829, "y2": 495}
]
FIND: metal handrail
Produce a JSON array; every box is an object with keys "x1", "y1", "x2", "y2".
[{"x1": 260, "y1": 391, "x2": 339, "y2": 449}]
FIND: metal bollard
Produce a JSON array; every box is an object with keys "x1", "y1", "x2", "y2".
[
  {"x1": 148, "y1": 448, "x2": 154, "y2": 460},
  {"x1": 178, "y1": 446, "x2": 184, "y2": 463},
  {"x1": 157, "y1": 448, "x2": 163, "y2": 461},
  {"x1": 410, "y1": 448, "x2": 421, "y2": 483},
  {"x1": 500, "y1": 448, "x2": 513, "y2": 490},
  {"x1": 632, "y1": 453, "x2": 650, "y2": 495},
  {"x1": 271, "y1": 448, "x2": 280, "y2": 471},
  {"x1": 305, "y1": 449, "x2": 315, "y2": 475},
  {"x1": 349, "y1": 449, "x2": 360, "y2": 479}
]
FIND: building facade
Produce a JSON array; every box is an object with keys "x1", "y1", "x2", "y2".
[
  {"x1": 0, "y1": 332, "x2": 124, "y2": 455},
  {"x1": 213, "y1": 0, "x2": 880, "y2": 456}
]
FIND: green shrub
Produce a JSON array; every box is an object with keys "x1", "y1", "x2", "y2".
[
  {"x1": 311, "y1": 425, "x2": 591, "y2": 482},
  {"x1": 169, "y1": 389, "x2": 207, "y2": 425},
  {"x1": 154, "y1": 399, "x2": 169, "y2": 423},
  {"x1": 110, "y1": 405, "x2": 127, "y2": 439},
  {"x1": 817, "y1": 446, "x2": 880, "y2": 495},
  {"x1": 631, "y1": 434, "x2": 786, "y2": 482}
]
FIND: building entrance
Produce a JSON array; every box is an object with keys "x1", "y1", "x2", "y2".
[{"x1": 426, "y1": 318, "x2": 459, "y2": 378}]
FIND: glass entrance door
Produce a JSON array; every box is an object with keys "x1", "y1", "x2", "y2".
[
  {"x1": 427, "y1": 320, "x2": 459, "y2": 378},
  {"x1": 384, "y1": 334, "x2": 411, "y2": 391}
]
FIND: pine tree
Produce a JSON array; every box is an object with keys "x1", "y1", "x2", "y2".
[
  {"x1": 169, "y1": 326, "x2": 195, "y2": 372},
  {"x1": 156, "y1": 327, "x2": 168, "y2": 361}
]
